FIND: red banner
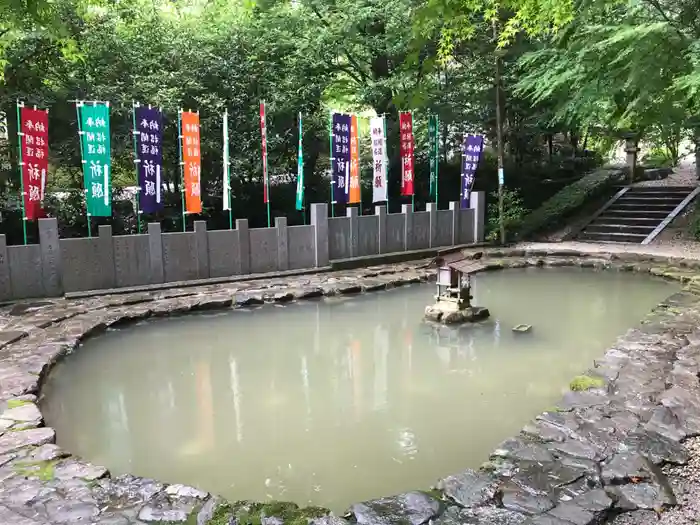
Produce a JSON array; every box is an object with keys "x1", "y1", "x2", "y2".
[
  {"x1": 399, "y1": 112, "x2": 414, "y2": 196},
  {"x1": 20, "y1": 107, "x2": 49, "y2": 220},
  {"x1": 181, "y1": 111, "x2": 202, "y2": 214},
  {"x1": 260, "y1": 101, "x2": 269, "y2": 203}
]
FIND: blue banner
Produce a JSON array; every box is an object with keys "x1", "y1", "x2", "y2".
[
  {"x1": 331, "y1": 113, "x2": 351, "y2": 204},
  {"x1": 461, "y1": 134, "x2": 484, "y2": 209}
]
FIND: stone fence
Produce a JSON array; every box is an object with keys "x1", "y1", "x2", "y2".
[{"x1": 0, "y1": 194, "x2": 485, "y2": 301}]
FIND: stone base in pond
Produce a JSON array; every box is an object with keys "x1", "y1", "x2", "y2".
[{"x1": 424, "y1": 304, "x2": 490, "y2": 325}]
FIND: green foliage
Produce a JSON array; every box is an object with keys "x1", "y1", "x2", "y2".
[
  {"x1": 486, "y1": 188, "x2": 528, "y2": 242},
  {"x1": 13, "y1": 459, "x2": 57, "y2": 481},
  {"x1": 569, "y1": 375, "x2": 605, "y2": 391},
  {"x1": 516, "y1": 167, "x2": 623, "y2": 239}
]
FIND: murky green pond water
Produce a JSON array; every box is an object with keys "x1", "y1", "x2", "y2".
[{"x1": 41, "y1": 268, "x2": 674, "y2": 511}]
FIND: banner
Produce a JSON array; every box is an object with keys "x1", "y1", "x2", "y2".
[
  {"x1": 461, "y1": 134, "x2": 484, "y2": 209},
  {"x1": 295, "y1": 112, "x2": 304, "y2": 211},
  {"x1": 135, "y1": 106, "x2": 163, "y2": 213},
  {"x1": 79, "y1": 103, "x2": 111, "y2": 217},
  {"x1": 331, "y1": 113, "x2": 351, "y2": 204},
  {"x1": 349, "y1": 115, "x2": 361, "y2": 204},
  {"x1": 260, "y1": 101, "x2": 269, "y2": 204},
  {"x1": 20, "y1": 107, "x2": 49, "y2": 220},
  {"x1": 370, "y1": 116, "x2": 387, "y2": 203},
  {"x1": 223, "y1": 109, "x2": 231, "y2": 211},
  {"x1": 399, "y1": 112, "x2": 414, "y2": 196},
  {"x1": 181, "y1": 111, "x2": 202, "y2": 214},
  {"x1": 428, "y1": 115, "x2": 439, "y2": 200}
]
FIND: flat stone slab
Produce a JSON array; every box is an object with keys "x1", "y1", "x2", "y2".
[{"x1": 350, "y1": 492, "x2": 441, "y2": 525}]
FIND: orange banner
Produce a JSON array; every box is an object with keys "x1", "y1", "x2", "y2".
[
  {"x1": 181, "y1": 111, "x2": 202, "y2": 213},
  {"x1": 349, "y1": 115, "x2": 361, "y2": 204}
]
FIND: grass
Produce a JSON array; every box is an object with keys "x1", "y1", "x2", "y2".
[
  {"x1": 12, "y1": 459, "x2": 57, "y2": 481},
  {"x1": 204, "y1": 501, "x2": 329, "y2": 525},
  {"x1": 569, "y1": 375, "x2": 605, "y2": 392}
]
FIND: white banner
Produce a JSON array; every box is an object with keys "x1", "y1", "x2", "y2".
[
  {"x1": 223, "y1": 109, "x2": 231, "y2": 210},
  {"x1": 370, "y1": 116, "x2": 387, "y2": 203}
]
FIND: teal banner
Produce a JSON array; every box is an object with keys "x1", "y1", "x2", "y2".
[
  {"x1": 296, "y1": 112, "x2": 304, "y2": 211},
  {"x1": 79, "y1": 103, "x2": 112, "y2": 217}
]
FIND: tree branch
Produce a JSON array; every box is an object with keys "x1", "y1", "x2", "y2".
[{"x1": 308, "y1": 3, "x2": 372, "y2": 83}]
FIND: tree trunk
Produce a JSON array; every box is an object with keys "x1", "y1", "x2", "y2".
[{"x1": 493, "y1": 19, "x2": 505, "y2": 245}]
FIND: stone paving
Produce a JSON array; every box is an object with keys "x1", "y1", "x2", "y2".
[{"x1": 1, "y1": 252, "x2": 700, "y2": 524}]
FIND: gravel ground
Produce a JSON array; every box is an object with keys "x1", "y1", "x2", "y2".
[
  {"x1": 611, "y1": 438, "x2": 700, "y2": 525},
  {"x1": 634, "y1": 162, "x2": 698, "y2": 187}
]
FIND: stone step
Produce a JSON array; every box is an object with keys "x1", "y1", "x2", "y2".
[
  {"x1": 627, "y1": 186, "x2": 694, "y2": 194},
  {"x1": 585, "y1": 223, "x2": 656, "y2": 235},
  {"x1": 595, "y1": 215, "x2": 661, "y2": 226},
  {"x1": 578, "y1": 231, "x2": 648, "y2": 243},
  {"x1": 612, "y1": 203, "x2": 678, "y2": 212},
  {"x1": 604, "y1": 209, "x2": 669, "y2": 218},
  {"x1": 617, "y1": 196, "x2": 686, "y2": 206}
]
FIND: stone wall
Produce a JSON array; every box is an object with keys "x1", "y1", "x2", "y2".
[{"x1": 0, "y1": 196, "x2": 485, "y2": 301}]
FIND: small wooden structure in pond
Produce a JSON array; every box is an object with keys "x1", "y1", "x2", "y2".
[{"x1": 425, "y1": 252, "x2": 490, "y2": 325}]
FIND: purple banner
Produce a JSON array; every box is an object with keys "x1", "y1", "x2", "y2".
[
  {"x1": 135, "y1": 106, "x2": 164, "y2": 213},
  {"x1": 331, "y1": 113, "x2": 351, "y2": 204},
  {"x1": 461, "y1": 134, "x2": 484, "y2": 209}
]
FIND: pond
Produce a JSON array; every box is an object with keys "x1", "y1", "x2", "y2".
[{"x1": 41, "y1": 268, "x2": 674, "y2": 512}]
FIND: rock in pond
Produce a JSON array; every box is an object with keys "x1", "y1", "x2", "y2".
[{"x1": 350, "y1": 492, "x2": 441, "y2": 525}]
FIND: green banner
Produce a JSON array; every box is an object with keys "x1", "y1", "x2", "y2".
[
  {"x1": 79, "y1": 103, "x2": 112, "y2": 217},
  {"x1": 295, "y1": 111, "x2": 304, "y2": 211},
  {"x1": 428, "y1": 114, "x2": 439, "y2": 200}
]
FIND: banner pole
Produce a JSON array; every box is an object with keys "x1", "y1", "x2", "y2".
[
  {"x1": 411, "y1": 110, "x2": 415, "y2": 211},
  {"x1": 435, "y1": 114, "x2": 440, "y2": 206},
  {"x1": 328, "y1": 110, "x2": 335, "y2": 218},
  {"x1": 131, "y1": 101, "x2": 142, "y2": 234},
  {"x1": 224, "y1": 108, "x2": 233, "y2": 230},
  {"x1": 75, "y1": 101, "x2": 91, "y2": 238},
  {"x1": 383, "y1": 115, "x2": 389, "y2": 213},
  {"x1": 178, "y1": 109, "x2": 186, "y2": 232},
  {"x1": 357, "y1": 115, "x2": 363, "y2": 216},
  {"x1": 16, "y1": 101, "x2": 28, "y2": 245}
]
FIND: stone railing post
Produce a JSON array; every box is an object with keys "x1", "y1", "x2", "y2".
[
  {"x1": 402, "y1": 203, "x2": 413, "y2": 251},
  {"x1": 448, "y1": 201, "x2": 460, "y2": 246},
  {"x1": 275, "y1": 217, "x2": 289, "y2": 271},
  {"x1": 311, "y1": 203, "x2": 329, "y2": 267},
  {"x1": 469, "y1": 191, "x2": 485, "y2": 243},
  {"x1": 148, "y1": 222, "x2": 165, "y2": 284},
  {"x1": 346, "y1": 207, "x2": 359, "y2": 258},
  {"x1": 236, "y1": 219, "x2": 250, "y2": 275},
  {"x1": 194, "y1": 220, "x2": 209, "y2": 279},
  {"x1": 38, "y1": 218, "x2": 63, "y2": 296},
  {"x1": 98, "y1": 225, "x2": 116, "y2": 289},
  {"x1": 0, "y1": 234, "x2": 10, "y2": 301},
  {"x1": 427, "y1": 202, "x2": 437, "y2": 248},
  {"x1": 375, "y1": 205, "x2": 387, "y2": 254}
]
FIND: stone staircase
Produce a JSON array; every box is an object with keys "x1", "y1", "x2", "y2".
[{"x1": 577, "y1": 186, "x2": 699, "y2": 244}]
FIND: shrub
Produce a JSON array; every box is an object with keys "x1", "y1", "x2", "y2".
[
  {"x1": 486, "y1": 188, "x2": 529, "y2": 242},
  {"x1": 516, "y1": 167, "x2": 624, "y2": 240}
]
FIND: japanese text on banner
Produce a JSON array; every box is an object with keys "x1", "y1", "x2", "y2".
[
  {"x1": 331, "y1": 113, "x2": 351, "y2": 205},
  {"x1": 135, "y1": 106, "x2": 163, "y2": 213},
  {"x1": 20, "y1": 107, "x2": 49, "y2": 220},
  {"x1": 79, "y1": 103, "x2": 111, "y2": 217},
  {"x1": 428, "y1": 115, "x2": 439, "y2": 199},
  {"x1": 348, "y1": 115, "x2": 361, "y2": 204},
  {"x1": 461, "y1": 134, "x2": 484, "y2": 209},
  {"x1": 399, "y1": 112, "x2": 414, "y2": 196},
  {"x1": 181, "y1": 111, "x2": 202, "y2": 214},
  {"x1": 260, "y1": 102, "x2": 269, "y2": 204},
  {"x1": 370, "y1": 116, "x2": 387, "y2": 203}
]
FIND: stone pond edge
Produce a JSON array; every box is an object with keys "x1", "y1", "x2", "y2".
[{"x1": 1, "y1": 250, "x2": 700, "y2": 525}]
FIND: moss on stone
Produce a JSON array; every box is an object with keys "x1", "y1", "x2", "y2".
[
  {"x1": 13, "y1": 459, "x2": 57, "y2": 481},
  {"x1": 569, "y1": 375, "x2": 605, "y2": 392},
  {"x1": 6, "y1": 399, "x2": 32, "y2": 409},
  {"x1": 225, "y1": 500, "x2": 329, "y2": 525}
]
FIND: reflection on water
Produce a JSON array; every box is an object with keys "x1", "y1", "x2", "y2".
[{"x1": 41, "y1": 268, "x2": 673, "y2": 511}]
